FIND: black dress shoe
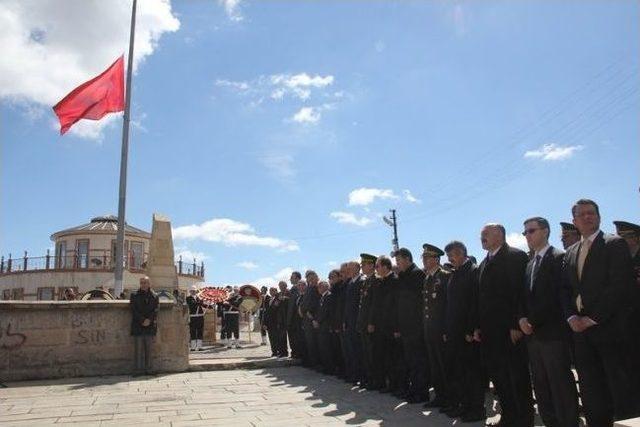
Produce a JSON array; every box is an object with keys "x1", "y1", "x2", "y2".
[
  {"x1": 445, "y1": 406, "x2": 465, "y2": 418},
  {"x1": 439, "y1": 405, "x2": 456, "y2": 414}
]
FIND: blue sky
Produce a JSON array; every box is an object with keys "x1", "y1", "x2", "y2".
[{"x1": 1, "y1": 0, "x2": 638, "y2": 285}]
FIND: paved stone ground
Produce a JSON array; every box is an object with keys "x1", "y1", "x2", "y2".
[
  {"x1": 188, "y1": 331, "x2": 300, "y2": 370},
  {"x1": 0, "y1": 365, "x2": 548, "y2": 427}
]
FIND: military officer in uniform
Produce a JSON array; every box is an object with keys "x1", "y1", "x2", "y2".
[
  {"x1": 613, "y1": 220, "x2": 640, "y2": 283},
  {"x1": 421, "y1": 244, "x2": 450, "y2": 408},
  {"x1": 357, "y1": 253, "x2": 379, "y2": 389},
  {"x1": 613, "y1": 220, "x2": 640, "y2": 392},
  {"x1": 561, "y1": 221, "x2": 581, "y2": 250}
]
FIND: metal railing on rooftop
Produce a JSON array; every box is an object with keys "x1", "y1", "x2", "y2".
[{"x1": 0, "y1": 250, "x2": 205, "y2": 278}]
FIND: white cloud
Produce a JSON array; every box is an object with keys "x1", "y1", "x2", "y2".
[
  {"x1": 173, "y1": 218, "x2": 299, "y2": 252},
  {"x1": 292, "y1": 106, "x2": 321, "y2": 124},
  {"x1": 259, "y1": 153, "x2": 296, "y2": 180},
  {"x1": 524, "y1": 143, "x2": 584, "y2": 161},
  {"x1": 403, "y1": 189, "x2": 421, "y2": 204},
  {"x1": 374, "y1": 40, "x2": 386, "y2": 52},
  {"x1": 250, "y1": 267, "x2": 294, "y2": 287},
  {"x1": 0, "y1": 0, "x2": 180, "y2": 140},
  {"x1": 216, "y1": 72, "x2": 336, "y2": 102},
  {"x1": 215, "y1": 79, "x2": 250, "y2": 91},
  {"x1": 506, "y1": 232, "x2": 529, "y2": 251},
  {"x1": 218, "y1": 0, "x2": 244, "y2": 22},
  {"x1": 236, "y1": 261, "x2": 258, "y2": 270},
  {"x1": 174, "y1": 247, "x2": 209, "y2": 262},
  {"x1": 330, "y1": 211, "x2": 373, "y2": 227},
  {"x1": 348, "y1": 188, "x2": 399, "y2": 206},
  {"x1": 271, "y1": 73, "x2": 334, "y2": 100}
]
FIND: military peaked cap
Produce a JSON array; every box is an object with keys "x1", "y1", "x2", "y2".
[
  {"x1": 360, "y1": 253, "x2": 377, "y2": 264},
  {"x1": 422, "y1": 243, "x2": 444, "y2": 257},
  {"x1": 613, "y1": 220, "x2": 640, "y2": 237}
]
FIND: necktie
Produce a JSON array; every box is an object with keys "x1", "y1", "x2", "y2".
[
  {"x1": 530, "y1": 254, "x2": 541, "y2": 290},
  {"x1": 577, "y1": 239, "x2": 592, "y2": 281}
]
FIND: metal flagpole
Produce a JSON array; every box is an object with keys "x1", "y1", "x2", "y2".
[{"x1": 114, "y1": 0, "x2": 137, "y2": 297}]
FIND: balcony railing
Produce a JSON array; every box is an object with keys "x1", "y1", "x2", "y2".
[{"x1": 0, "y1": 250, "x2": 205, "y2": 278}]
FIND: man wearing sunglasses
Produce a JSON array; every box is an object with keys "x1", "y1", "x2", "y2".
[{"x1": 518, "y1": 217, "x2": 579, "y2": 427}]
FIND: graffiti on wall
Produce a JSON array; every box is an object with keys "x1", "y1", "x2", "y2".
[{"x1": 0, "y1": 323, "x2": 27, "y2": 350}]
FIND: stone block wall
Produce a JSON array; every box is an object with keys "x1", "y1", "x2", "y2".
[{"x1": 0, "y1": 300, "x2": 189, "y2": 382}]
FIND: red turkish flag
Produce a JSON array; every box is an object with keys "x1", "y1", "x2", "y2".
[{"x1": 53, "y1": 56, "x2": 125, "y2": 135}]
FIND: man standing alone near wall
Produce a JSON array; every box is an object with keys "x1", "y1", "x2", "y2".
[{"x1": 130, "y1": 276, "x2": 159, "y2": 376}]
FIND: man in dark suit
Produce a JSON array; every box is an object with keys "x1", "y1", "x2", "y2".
[
  {"x1": 259, "y1": 286, "x2": 269, "y2": 346},
  {"x1": 441, "y1": 241, "x2": 485, "y2": 422},
  {"x1": 277, "y1": 281, "x2": 290, "y2": 357},
  {"x1": 394, "y1": 247, "x2": 428, "y2": 403},
  {"x1": 328, "y1": 269, "x2": 345, "y2": 376},
  {"x1": 357, "y1": 253, "x2": 379, "y2": 389},
  {"x1": 561, "y1": 199, "x2": 639, "y2": 426},
  {"x1": 300, "y1": 271, "x2": 321, "y2": 368},
  {"x1": 477, "y1": 224, "x2": 533, "y2": 427},
  {"x1": 328, "y1": 269, "x2": 345, "y2": 378},
  {"x1": 293, "y1": 279, "x2": 308, "y2": 361},
  {"x1": 286, "y1": 272, "x2": 302, "y2": 358},
  {"x1": 421, "y1": 244, "x2": 450, "y2": 409},
  {"x1": 264, "y1": 287, "x2": 282, "y2": 357},
  {"x1": 343, "y1": 261, "x2": 364, "y2": 384},
  {"x1": 372, "y1": 255, "x2": 403, "y2": 393},
  {"x1": 518, "y1": 217, "x2": 579, "y2": 427},
  {"x1": 314, "y1": 280, "x2": 335, "y2": 374}
]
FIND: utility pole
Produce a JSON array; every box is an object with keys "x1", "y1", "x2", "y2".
[{"x1": 383, "y1": 209, "x2": 399, "y2": 255}]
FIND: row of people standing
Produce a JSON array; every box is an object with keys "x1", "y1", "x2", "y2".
[{"x1": 264, "y1": 198, "x2": 640, "y2": 427}]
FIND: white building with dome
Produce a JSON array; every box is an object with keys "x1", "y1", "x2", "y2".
[{"x1": 0, "y1": 215, "x2": 205, "y2": 300}]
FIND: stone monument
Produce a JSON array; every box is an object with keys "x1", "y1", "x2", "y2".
[{"x1": 146, "y1": 213, "x2": 178, "y2": 290}]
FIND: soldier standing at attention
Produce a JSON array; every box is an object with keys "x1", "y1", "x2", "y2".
[
  {"x1": 560, "y1": 221, "x2": 581, "y2": 250},
  {"x1": 613, "y1": 220, "x2": 640, "y2": 400},
  {"x1": 186, "y1": 285, "x2": 206, "y2": 351},
  {"x1": 357, "y1": 253, "x2": 379, "y2": 389},
  {"x1": 421, "y1": 244, "x2": 450, "y2": 409},
  {"x1": 441, "y1": 241, "x2": 485, "y2": 422}
]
